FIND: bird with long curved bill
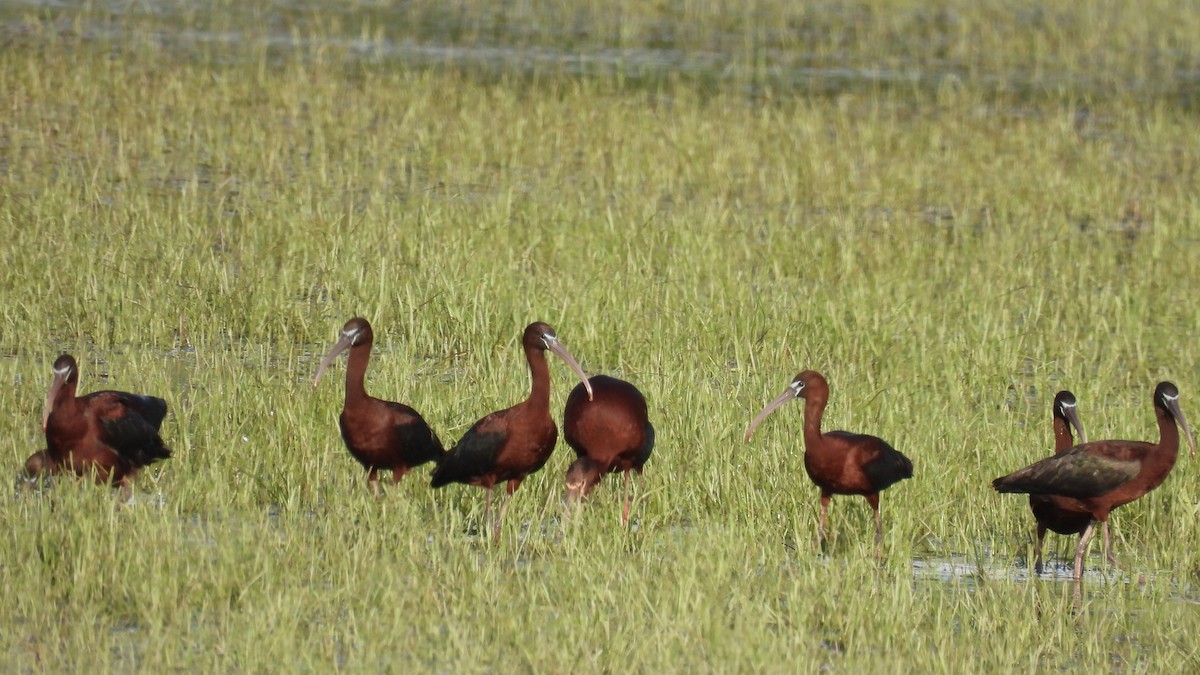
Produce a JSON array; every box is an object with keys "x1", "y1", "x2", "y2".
[
  {"x1": 745, "y1": 370, "x2": 912, "y2": 546},
  {"x1": 313, "y1": 317, "x2": 445, "y2": 497},
  {"x1": 1026, "y1": 391, "x2": 1094, "y2": 574},
  {"x1": 431, "y1": 322, "x2": 593, "y2": 540},
  {"x1": 38, "y1": 354, "x2": 172, "y2": 500},
  {"x1": 562, "y1": 375, "x2": 655, "y2": 524},
  {"x1": 993, "y1": 382, "x2": 1196, "y2": 581}
]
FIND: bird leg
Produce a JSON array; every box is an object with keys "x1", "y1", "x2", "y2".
[
  {"x1": 391, "y1": 467, "x2": 410, "y2": 485},
  {"x1": 1073, "y1": 519, "x2": 1098, "y2": 581},
  {"x1": 483, "y1": 486, "x2": 494, "y2": 535},
  {"x1": 494, "y1": 479, "x2": 522, "y2": 541},
  {"x1": 495, "y1": 496, "x2": 510, "y2": 541},
  {"x1": 865, "y1": 494, "x2": 883, "y2": 544},
  {"x1": 1102, "y1": 520, "x2": 1123, "y2": 570},
  {"x1": 1034, "y1": 524, "x2": 1048, "y2": 575},
  {"x1": 116, "y1": 477, "x2": 135, "y2": 506},
  {"x1": 367, "y1": 469, "x2": 381, "y2": 499},
  {"x1": 817, "y1": 492, "x2": 832, "y2": 549},
  {"x1": 621, "y1": 470, "x2": 633, "y2": 526}
]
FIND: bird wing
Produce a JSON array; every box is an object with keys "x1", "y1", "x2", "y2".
[
  {"x1": 992, "y1": 450, "x2": 1140, "y2": 498},
  {"x1": 430, "y1": 415, "x2": 507, "y2": 487},
  {"x1": 91, "y1": 394, "x2": 173, "y2": 465},
  {"x1": 827, "y1": 431, "x2": 913, "y2": 491},
  {"x1": 634, "y1": 421, "x2": 655, "y2": 469},
  {"x1": 104, "y1": 392, "x2": 168, "y2": 430},
  {"x1": 393, "y1": 416, "x2": 446, "y2": 465}
]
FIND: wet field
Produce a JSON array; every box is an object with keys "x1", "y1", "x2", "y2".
[{"x1": 3, "y1": 1, "x2": 1200, "y2": 671}]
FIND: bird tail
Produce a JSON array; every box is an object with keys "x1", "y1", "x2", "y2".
[{"x1": 991, "y1": 475, "x2": 1025, "y2": 493}]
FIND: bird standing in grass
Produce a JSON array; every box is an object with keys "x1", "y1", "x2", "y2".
[
  {"x1": 313, "y1": 317, "x2": 445, "y2": 497},
  {"x1": 562, "y1": 374, "x2": 655, "y2": 523},
  {"x1": 431, "y1": 322, "x2": 592, "y2": 538},
  {"x1": 744, "y1": 370, "x2": 913, "y2": 545},
  {"x1": 993, "y1": 382, "x2": 1196, "y2": 580},
  {"x1": 1027, "y1": 390, "x2": 1091, "y2": 574}
]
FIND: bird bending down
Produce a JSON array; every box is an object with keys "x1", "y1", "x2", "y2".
[
  {"x1": 40, "y1": 354, "x2": 172, "y2": 499},
  {"x1": 431, "y1": 322, "x2": 593, "y2": 539},
  {"x1": 744, "y1": 370, "x2": 913, "y2": 545},
  {"x1": 313, "y1": 317, "x2": 445, "y2": 497},
  {"x1": 993, "y1": 382, "x2": 1196, "y2": 581},
  {"x1": 563, "y1": 375, "x2": 655, "y2": 524}
]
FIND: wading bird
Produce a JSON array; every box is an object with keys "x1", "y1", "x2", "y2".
[
  {"x1": 744, "y1": 370, "x2": 913, "y2": 545},
  {"x1": 1028, "y1": 391, "x2": 1091, "y2": 574},
  {"x1": 40, "y1": 354, "x2": 172, "y2": 498},
  {"x1": 313, "y1": 317, "x2": 445, "y2": 497},
  {"x1": 563, "y1": 375, "x2": 655, "y2": 523},
  {"x1": 431, "y1": 322, "x2": 592, "y2": 538},
  {"x1": 993, "y1": 382, "x2": 1196, "y2": 580}
]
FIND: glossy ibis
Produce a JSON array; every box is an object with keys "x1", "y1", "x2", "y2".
[
  {"x1": 563, "y1": 375, "x2": 655, "y2": 523},
  {"x1": 313, "y1": 317, "x2": 445, "y2": 497},
  {"x1": 993, "y1": 382, "x2": 1196, "y2": 580},
  {"x1": 744, "y1": 370, "x2": 913, "y2": 545},
  {"x1": 41, "y1": 354, "x2": 172, "y2": 498},
  {"x1": 431, "y1": 322, "x2": 592, "y2": 538},
  {"x1": 1028, "y1": 391, "x2": 1092, "y2": 574}
]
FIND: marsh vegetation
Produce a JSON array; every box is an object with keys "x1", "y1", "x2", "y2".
[{"x1": 3, "y1": 0, "x2": 1200, "y2": 670}]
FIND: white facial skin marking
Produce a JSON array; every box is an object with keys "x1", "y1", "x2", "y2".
[
  {"x1": 54, "y1": 366, "x2": 71, "y2": 377},
  {"x1": 542, "y1": 333, "x2": 557, "y2": 348},
  {"x1": 1164, "y1": 393, "x2": 1179, "y2": 402}
]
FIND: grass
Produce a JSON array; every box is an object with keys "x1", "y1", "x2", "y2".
[{"x1": 3, "y1": 0, "x2": 1200, "y2": 671}]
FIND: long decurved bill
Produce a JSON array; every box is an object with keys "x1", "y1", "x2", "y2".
[
  {"x1": 1063, "y1": 406, "x2": 1087, "y2": 445},
  {"x1": 546, "y1": 339, "x2": 593, "y2": 401},
  {"x1": 41, "y1": 370, "x2": 70, "y2": 431},
  {"x1": 744, "y1": 387, "x2": 798, "y2": 443},
  {"x1": 312, "y1": 333, "x2": 354, "y2": 389},
  {"x1": 1164, "y1": 397, "x2": 1198, "y2": 458}
]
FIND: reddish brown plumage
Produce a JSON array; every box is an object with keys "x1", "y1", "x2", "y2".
[
  {"x1": 744, "y1": 370, "x2": 913, "y2": 544},
  {"x1": 431, "y1": 322, "x2": 592, "y2": 536},
  {"x1": 40, "y1": 354, "x2": 172, "y2": 496},
  {"x1": 312, "y1": 317, "x2": 445, "y2": 497},
  {"x1": 993, "y1": 381, "x2": 1196, "y2": 580},
  {"x1": 1028, "y1": 391, "x2": 1092, "y2": 573},
  {"x1": 563, "y1": 375, "x2": 655, "y2": 522}
]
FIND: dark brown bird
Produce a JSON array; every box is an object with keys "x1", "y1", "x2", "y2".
[
  {"x1": 1028, "y1": 391, "x2": 1091, "y2": 574},
  {"x1": 993, "y1": 381, "x2": 1196, "y2": 580},
  {"x1": 431, "y1": 322, "x2": 592, "y2": 537},
  {"x1": 312, "y1": 317, "x2": 445, "y2": 497},
  {"x1": 563, "y1": 375, "x2": 655, "y2": 523},
  {"x1": 744, "y1": 370, "x2": 913, "y2": 545},
  {"x1": 40, "y1": 354, "x2": 172, "y2": 498}
]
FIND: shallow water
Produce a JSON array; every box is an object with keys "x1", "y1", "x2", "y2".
[{"x1": 3, "y1": 0, "x2": 1191, "y2": 98}]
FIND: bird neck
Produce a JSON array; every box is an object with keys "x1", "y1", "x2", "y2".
[
  {"x1": 343, "y1": 342, "x2": 371, "y2": 404},
  {"x1": 1052, "y1": 417, "x2": 1074, "y2": 453},
  {"x1": 1155, "y1": 405, "x2": 1181, "y2": 461},
  {"x1": 524, "y1": 345, "x2": 552, "y2": 414},
  {"x1": 802, "y1": 395, "x2": 826, "y2": 448},
  {"x1": 45, "y1": 381, "x2": 81, "y2": 446}
]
